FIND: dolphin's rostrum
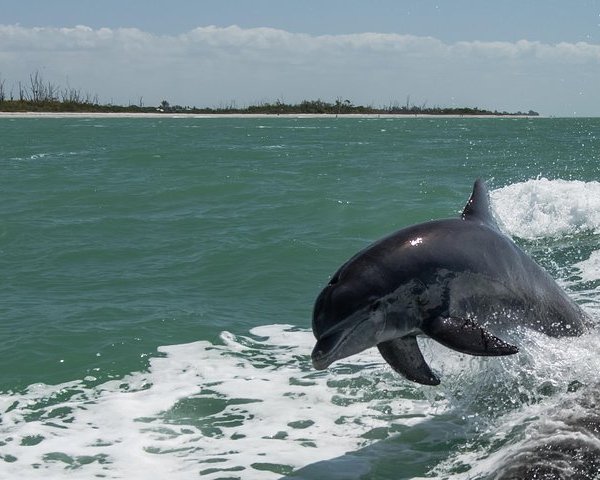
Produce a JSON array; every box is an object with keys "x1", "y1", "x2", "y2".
[{"x1": 311, "y1": 180, "x2": 587, "y2": 385}]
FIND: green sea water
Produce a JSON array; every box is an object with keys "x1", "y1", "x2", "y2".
[{"x1": 1, "y1": 116, "x2": 600, "y2": 479}]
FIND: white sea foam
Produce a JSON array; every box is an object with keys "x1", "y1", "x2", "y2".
[
  {"x1": 428, "y1": 328, "x2": 600, "y2": 479},
  {"x1": 574, "y1": 249, "x2": 600, "y2": 283},
  {"x1": 4, "y1": 321, "x2": 599, "y2": 479},
  {"x1": 0, "y1": 326, "x2": 437, "y2": 479},
  {"x1": 491, "y1": 178, "x2": 600, "y2": 239}
]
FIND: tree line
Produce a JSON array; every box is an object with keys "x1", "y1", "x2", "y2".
[{"x1": 0, "y1": 72, "x2": 539, "y2": 116}]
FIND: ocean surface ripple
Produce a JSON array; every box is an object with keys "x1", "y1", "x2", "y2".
[{"x1": 1, "y1": 117, "x2": 599, "y2": 479}]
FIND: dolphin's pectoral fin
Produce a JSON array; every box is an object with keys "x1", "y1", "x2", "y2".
[
  {"x1": 377, "y1": 336, "x2": 440, "y2": 386},
  {"x1": 422, "y1": 316, "x2": 519, "y2": 356}
]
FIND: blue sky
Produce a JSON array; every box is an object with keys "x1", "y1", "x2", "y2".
[
  {"x1": 4, "y1": 0, "x2": 600, "y2": 43},
  {"x1": 1, "y1": 1, "x2": 600, "y2": 115}
]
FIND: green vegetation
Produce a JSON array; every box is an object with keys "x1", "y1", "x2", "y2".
[{"x1": 0, "y1": 72, "x2": 539, "y2": 116}]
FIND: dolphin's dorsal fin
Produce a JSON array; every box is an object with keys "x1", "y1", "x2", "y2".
[{"x1": 461, "y1": 179, "x2": 499, "y2": 229}]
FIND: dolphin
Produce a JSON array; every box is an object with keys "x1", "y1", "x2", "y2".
[{"x1": 311, "y1": 179, "x2": 588, "y2": 385}]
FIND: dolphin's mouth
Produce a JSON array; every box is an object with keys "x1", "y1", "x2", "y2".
[
  {"x1": 311, "y1": 317, "x2": 373, "y2": 370},
  {"x1": 311, "y1": 330, "x2": 345, "y2": 370}
]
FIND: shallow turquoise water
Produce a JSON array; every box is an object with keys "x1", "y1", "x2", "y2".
[{"x1": 1, "y1": 117, "x2": 600, "y2": 478}]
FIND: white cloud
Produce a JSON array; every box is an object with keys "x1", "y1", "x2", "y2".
[{"x1": 0, "y1": 24, "x2": 599, "y2": 114}]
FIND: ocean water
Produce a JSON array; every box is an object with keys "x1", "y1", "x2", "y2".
[{"x1": 1, "y1": 116, "x2": 600, "y2": 479}]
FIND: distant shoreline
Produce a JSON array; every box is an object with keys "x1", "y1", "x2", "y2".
[
  {"x1": 0, "y1": 112, "x2": 540, "y2": 119},
  {"x1": 0, "y1": 72, "x2": 541, "y2": 118}
]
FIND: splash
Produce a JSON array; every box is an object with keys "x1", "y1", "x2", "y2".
[
  {"x1": 491, "y1": 178, "x2": 600, "y2": 239},
  {"x1": 3, "y1": 321, "x2": 600, "y2": 479},
  {"x1": 574, "y1": 249, "x2": 600, "y2": 283}
]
